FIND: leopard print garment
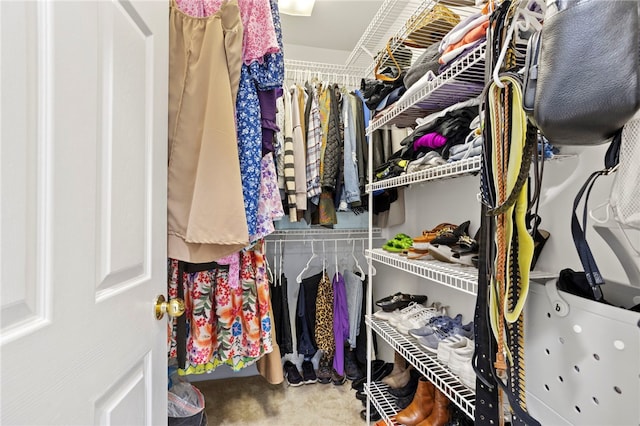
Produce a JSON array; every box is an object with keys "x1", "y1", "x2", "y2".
[{"x1": 314, "y1": 271, "x2": 335, "y2": 359}]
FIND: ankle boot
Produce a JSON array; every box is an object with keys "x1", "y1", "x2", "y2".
[
  {"x1": 383, "y1": 365, "x2": 413, "y2": 389},
  {"x1": 417, "y1": 387, "x2": 450, "y2": 426},
  {"x1": 392, "y1": 377, "x2": 435, "y2": 426},
  {"x1": 382, "y1": 351, "x2": 406, "y2": 386}
]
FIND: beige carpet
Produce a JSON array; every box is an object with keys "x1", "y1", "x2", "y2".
[{"x1": 196, "y1": 375, "x2": 365, "y2": 425}]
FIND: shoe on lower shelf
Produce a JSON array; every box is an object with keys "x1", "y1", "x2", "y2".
[
  {"x1": 395, "y1": 307, "x2": 440, "y2": 335},
  {"x1": 388, "y1": 303, "x2": 433, "y2": 327},
  {"x1": 360, "y1": 404, "x2": 382, "y2": 422},
  {"x1": 449, "y1": 344, "x2": 474, "y2": 377},
  {"x1": 437, "y1": 336, "x2": 472, "y2": 366},
  {"x1": 376, "y1": 292, "x2": 428, "y2": 312},
  {"x1": 417, "y1": 332, "x2": 458, "y2": 353},
  {"x1": 283, "y1": 360, "x2": 304, "y2": 387}
]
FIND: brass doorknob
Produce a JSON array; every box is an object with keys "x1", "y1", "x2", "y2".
[{"x1": 154, "y1": 295, "x2": 185, "y2": 320}]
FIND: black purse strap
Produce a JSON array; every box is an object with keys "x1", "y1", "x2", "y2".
[{"x1": 570, "y1": 132, "x2": 622, "y2": 301}]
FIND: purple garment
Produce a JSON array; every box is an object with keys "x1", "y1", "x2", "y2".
[
  {"x1": 332, "y1": 272, "x2": 349, "y2": 375},
  {"x1": 257, "y1": 88, "x2": 280, "y2": 156},
  {"x1": 414, "y1": 132, "x2": 447, "y2": 150}
]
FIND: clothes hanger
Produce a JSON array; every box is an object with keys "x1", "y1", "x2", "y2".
[
  {"x1": 334, "y1": 240, "x2": 339, "y2": 277},
  {"x1": 491, "y1": 0, "x2": 545, "y2": 88},
  {"x1": 265, "y1": 241, "x2": 274, "y2": 284},
  {"x1": 279, "y1": 240, "x2": 285, "y2": 285},
  {"x1": 352, "y1": 240, "x2": 366, "y2": 281},
  {"x1": 272, "y1": 239, "x2": 278, "y2": 286},
  {"x1": 322, "y1": 240, "x2": 326, "y2": 272},
  {"x1": 296, "y1": 241, "x2": 318, "y2": 283}
]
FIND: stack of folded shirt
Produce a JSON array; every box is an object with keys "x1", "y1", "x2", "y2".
[{"x1": 438, "y1": 9, "x2": 490, "y2": 69}]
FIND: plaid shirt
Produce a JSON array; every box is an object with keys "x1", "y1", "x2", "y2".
[{"x1": 306, "y1": 86, "x2": 322, "y2": 202}]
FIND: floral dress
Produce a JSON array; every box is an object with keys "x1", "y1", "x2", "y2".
[
  {"x1": 168, "y1": 241, "x2": 273, "y2": 374},
  {"x1": 237, "y1": 65, "x2": 262, "y2": 237}
]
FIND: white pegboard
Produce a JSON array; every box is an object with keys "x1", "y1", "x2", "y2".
[{"x1": 524, "y1": 280, "x2": 640, "y2": 425}]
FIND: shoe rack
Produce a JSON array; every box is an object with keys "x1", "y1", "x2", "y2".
[{"x1": 357, "y1": 1, "x2": 640, "y2": 426}]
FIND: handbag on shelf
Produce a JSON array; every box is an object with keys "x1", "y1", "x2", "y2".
[
  {"x1": 523, "y1": 0, "x2": 640, "y2": 146},
  {"x1": 402, "y1": 4, "x2": 461, "y2": 49},
  {"x1": 373, "y1": 4, "x2": 460, "y2": 81},
  {"x1": 374, "y1": 40, "x2": 412, "y2": 82}
]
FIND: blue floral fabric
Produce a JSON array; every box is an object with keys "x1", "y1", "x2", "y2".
[{"x1": 237, "y1": 64, "x2": 261, "y2": 237}]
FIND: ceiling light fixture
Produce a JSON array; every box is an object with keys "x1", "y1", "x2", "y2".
[{"x1": 279, "y1": 0, "x2": 316, "y2": 16}]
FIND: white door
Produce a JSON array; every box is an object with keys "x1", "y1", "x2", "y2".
[{"x1": 1, "y1": 1, "x2": 169, "y2": 425}]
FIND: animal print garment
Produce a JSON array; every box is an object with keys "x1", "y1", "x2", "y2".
[{"x1": 314, "y1": 271, "x2": 335, "y2": 359}]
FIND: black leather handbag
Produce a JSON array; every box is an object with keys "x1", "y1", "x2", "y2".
[{"x1": 523, "y1": 0, "x2": 640, "y2": 146}]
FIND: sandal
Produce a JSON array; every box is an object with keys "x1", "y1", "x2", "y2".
[
  {"x1": 412, "y1": 223, "x2": 457, "y2": 249},
  {"x1": 451, "y1": 233, "x2": 479, "y2": 255},
  {"x1": 430, "y1": 220, "x2": 471, "y2": 246},
  {"x1": 406, "y1": 248, "x2": 431, "y2": 260},
  {"x1": 382, "y1": 233, "x2": 414, "y2": 253}
]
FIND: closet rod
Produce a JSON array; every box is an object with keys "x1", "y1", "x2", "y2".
[{"x1": 265, "y1": 237, "x2": 380, "y2": 243}]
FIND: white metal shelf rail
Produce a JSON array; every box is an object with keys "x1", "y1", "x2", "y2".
[
  {"x1": 345, "y1": 0, "x2": 423, "y2": 72},
  {"x1": 367, "y1": 315, "x2": 476, "y2": 419},
  {"x1": 367, "y1": 42, "x2": 486, "y2": 133},
  {"x1": 365, "y1": 382, "x2": 400, "y2": 426},
  {"x1": 284, "y1": 59, "x2": 366, "y2": 89},
  {"x1": 366, "y1": 248, "x2": 478, "y2": 295},
  {"x1": 269, "y1": 228, "x2": 379, "y2": 237},
  {"x1": 352, "y1": 0, "x2": 479, "y2": 77},
  {"x1": 367, "y1": 156, "x2": 482, "y2": 193}
]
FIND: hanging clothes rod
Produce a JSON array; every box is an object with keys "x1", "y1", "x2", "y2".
[
  {"x1": 284, "y1": 59, "x2": 366, "y2": 90},
  {"x1": 265, "y1": 237, "x2": 381, "y2": 244},
  {"x1": 269, "y1": 228, "x2": 381, "y2": 237}
]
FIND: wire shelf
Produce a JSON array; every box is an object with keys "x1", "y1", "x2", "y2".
[
  {"x1": 365, "y1": 382, "x2": 400, "y2": 425},
  {"x1": 366, "y1": 248, "x2": 478, "y2": 295},
  {"x1": 367, "y1": 41, "x2": 486, "y2": 133},
  {"x1": 348, "y1": 0, "x2": 479, "y2": 74},
  {"x1": 367, "y1": 315, "x2": 476, "y2": 419},
  {"x1": 367, "y1": 155, "x2": 481, "y2": 192},
  {"x1": 269, "y1": 228, "x2": 379, "y2": 237}
]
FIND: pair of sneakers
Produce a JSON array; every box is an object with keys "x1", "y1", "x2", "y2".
[{"x1": 283, "y1": 360, "x2": 318, "y2": 386}]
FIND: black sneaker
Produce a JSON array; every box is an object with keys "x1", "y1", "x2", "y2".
[
  {"x1": 283, "y1": 361, "x2": 303, "y2": 387},
  {"x1": 301, "y1": 360, "x2": 317, "y2": 384},
  {"x1": 317, "y1": 358, "x2": 332, "y2": 384},
  {"x1": 344, "y1": 349, "x2": 364, "y2": 381}
]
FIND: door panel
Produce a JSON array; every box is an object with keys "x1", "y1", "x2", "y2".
[
  {"x1": 1, "y1": 1, "x2": 52, "y2": 340},
  {"x1": 95, "y1": 1, "x2": 152, "y2": 297},
  {"x1": 1, "y1": 1, "x2": 168, "y2": 424}
]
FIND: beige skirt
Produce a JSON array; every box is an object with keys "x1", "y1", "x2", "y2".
[{"x1": 167, "y1": 0, "x2": 248, "y2": 263}]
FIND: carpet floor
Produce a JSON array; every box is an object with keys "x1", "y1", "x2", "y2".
[{"x1": 196, "y1": 375, "x2": 366, "y2": 425}]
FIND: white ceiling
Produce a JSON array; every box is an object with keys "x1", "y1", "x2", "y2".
[{"x1": 280, "y1": 0, "x2": 384, "y2": 64}]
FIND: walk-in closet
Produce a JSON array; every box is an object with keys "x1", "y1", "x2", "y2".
[{"x1": 2, "y1": 0, "x2": 640, "y2": 425}]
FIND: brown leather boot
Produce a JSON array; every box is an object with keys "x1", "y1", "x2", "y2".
[
  {"x1": 392, "y1": 377, "x2": 435, "y2": 426},
  {"x1": 416, "y1": 387, "x2": 450, "y2": 426},
  {"x1": 382, "y1": 351, "x2": 407, "y2": 387}
]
